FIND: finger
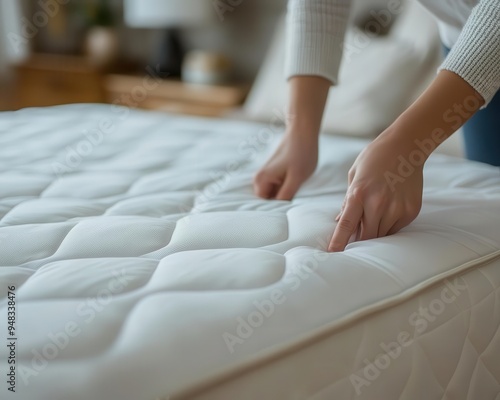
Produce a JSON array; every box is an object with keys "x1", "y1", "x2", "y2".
[
  {"x1": 328, "y1": 196, "x2": 363, "y2": 252},
  {"x1": 253, "y1": 179, "x2": 277, "y2": 199},
  {"x1": 352, "y1": 226, "x2": 361, "y2": 243},
  {"x1": 359, "y1": 198, "x2": 385, "y2": 241},
  {"x1": 348, "y1": 168, "x2": 355, "y2": 185},
  {"x1": 380, "y1": 215, "x2": 411, "y2": 238},
  {"x1": 387, "y1": 219, "x2": 409, "y2": 236},
  {"x1": 378, "y1": 211, "x2": 417, "y2": 238},
  {"x1": 378, "y1": 205, "x2": 400, "y2": 237},
  {"x1": 335, "y1": 195, "x2": 348, "y2": 222},
  {"x1": 253, "y1": 171, "x2": 282, "y2": 199},
  {"x1": 359, "y1": 214, "x2": 381, "y2": 241},
  {"x1": 378, "y1": 216, "x2": 398, "y2": 238},
  {"x1": 275, "y1": 175, "x2": 301, "y2": 200},
  {"x1": 385, "y1": 205, "x2": 421, "y2": 236}
]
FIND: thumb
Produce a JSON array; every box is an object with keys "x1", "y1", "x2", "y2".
[
  {"x1": 253, "y1": 171, "x2": 279, "y2": 199},
  {"x1": 254, "y1": 180, "x2": 277, "y2": 199},
  {"x1": 275, "y1": 175, "x2": 302, "y2": 200}
]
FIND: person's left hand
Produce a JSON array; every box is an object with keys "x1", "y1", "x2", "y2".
[{"x1": 328, "y1": 130, "x2": 424, "y2": 252}]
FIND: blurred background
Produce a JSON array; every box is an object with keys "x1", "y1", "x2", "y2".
[
  {"x1": 0, "y1": 0, "x2": 464, "y2": 160},
  {"x1": 0, "y1": 0, "x2": 286, "y2": 116}
]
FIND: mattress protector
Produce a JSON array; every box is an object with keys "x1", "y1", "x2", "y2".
[{"x1": 0, "y1": 104, "x2": 499, "y2": 400}]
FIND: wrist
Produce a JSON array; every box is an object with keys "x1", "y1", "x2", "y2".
[
  {"x1": 378, "y1": 122, "x2": 434, "y2": 166},
  {"x1": 377, "y1": 70, "x2": 480, "y2": 162},
  {"x1": 286, "y1": 123, "x2": 321, "y2": 142}
]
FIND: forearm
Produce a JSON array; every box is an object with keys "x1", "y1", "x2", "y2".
[
  {"x1": 287, "y1": 76, "x2": 331, "y2": 139},
  {"x1": 284, "y1": 0, "x2": 351, "y2": 140},
  {"x1": 439, "y1": 0, "x2": 500, "y2": 106},
  {"x1": 380, "y1": 70, "x2": 485, "y2": 156},
  {"x1": 253, "y1": 76, "x2": 329, "y2": 200},
  {"x1": 286, "y1": 0, "x2": 351, "y2": 85}
]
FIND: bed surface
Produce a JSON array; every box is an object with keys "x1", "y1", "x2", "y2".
[{"x1": 0, "y1": 105, "x2": 499, "y2": 400}]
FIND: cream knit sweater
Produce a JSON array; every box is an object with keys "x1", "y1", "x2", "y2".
[{"x1": 285, "y1": 0, "x2": 500, "y2": 105}]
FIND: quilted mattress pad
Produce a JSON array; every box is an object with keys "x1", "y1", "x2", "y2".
[{"x1": 0, "y1": 105, "x2": 499, "y2": 400}]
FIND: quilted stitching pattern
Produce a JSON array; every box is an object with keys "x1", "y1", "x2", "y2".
[{"x1": 0, "y1": 105, "x2": 499, "y2": 400}]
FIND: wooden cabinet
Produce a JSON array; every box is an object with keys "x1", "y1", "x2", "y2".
[
  {"x1": 14, "y1": 54, "x2": 105, "y2": 109},
  {"x1": 13, "y1": 54, "x2": 249, "y2": 117},
  {"x1": 0, "y1": 83, "x2": 14, "y2": 111},
  {"x1": 104, "y1": 74, "x2": 249, "y2": 117}
]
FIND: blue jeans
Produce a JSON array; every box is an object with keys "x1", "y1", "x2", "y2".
[{"x1": 443, "y1": 46, "x2": 500, "y2": 166}]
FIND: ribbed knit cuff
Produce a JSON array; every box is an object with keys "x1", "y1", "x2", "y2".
[
  {"x1": 285, "y1": 0, "x2": 351, "y2": 85},
  {"x1": 439, "y1": 0, "x2": 500, "y2": 107}
]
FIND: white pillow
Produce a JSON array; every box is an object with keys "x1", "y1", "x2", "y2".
[{"x1": 243, "y1": 1, "x2": 440, "y2": 138}]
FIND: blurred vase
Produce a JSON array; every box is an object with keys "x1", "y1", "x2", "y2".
[
  {"x1": 85, "y1": 27, "x2": 119, "y2": 68},
  {"x1": 182, "y1": 51, "x2": 233, "y2": 85}
]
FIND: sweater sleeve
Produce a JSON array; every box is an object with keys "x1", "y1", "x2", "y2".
[
  {"x1": 285, "y1": 0, "x2": 351, "y2": 85},
  {"x1": 439, "y1": 0, "x2": 500, "y2": 106}
]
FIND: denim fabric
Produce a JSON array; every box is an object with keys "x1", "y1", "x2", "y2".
[{"x1": 443, "y1": 46, "x2": 500, "y2": 166}]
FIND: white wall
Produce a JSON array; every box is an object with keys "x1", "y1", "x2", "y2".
[{"x1": 118, "y1": 0, "x2": 287, "y2": 81}]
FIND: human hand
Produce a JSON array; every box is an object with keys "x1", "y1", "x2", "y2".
[
  {"x1": 253, "y1": 131, "x2": 318, "y2": 200},
  {"x1": 328, "y1": 131, "x2": 424, "y2": 252},
  {"x1": 327, "y1": 70, "x2": 486, "y2": 251}
]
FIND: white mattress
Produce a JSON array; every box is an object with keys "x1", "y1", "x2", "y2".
[{"x1": 0, "y1": 104, "x2": 499, "y2": 400}]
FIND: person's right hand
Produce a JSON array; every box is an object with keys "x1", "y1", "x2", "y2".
[
  {"x1": 328, "y1": 130, "x2": 424, "y2": 252},
  {"x1": 253, "y1": 132, "x2": 318, "y2": 200}
]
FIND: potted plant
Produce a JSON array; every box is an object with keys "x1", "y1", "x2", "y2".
[{"x1": 84, "y1": 0, "x2": 119, "y2": 68}]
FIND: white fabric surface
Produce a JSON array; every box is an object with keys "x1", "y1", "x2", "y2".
[
  {"x1": 286, "y1": 0, "x2": 500, "y2": 106},
  {"x1": 418, "y1": 0, "x2": 477, "y2": 48},
  {"x1": 438, "y1": 0, "x2": 500, "y2": 106},
  {"x1": 0, "y1": 104, "x2": 499, "y2": 400},
  {"x1": 244, "y1": 0, "x2": 441, "y2": 138}
]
